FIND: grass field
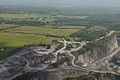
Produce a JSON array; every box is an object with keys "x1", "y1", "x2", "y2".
[
  {"x1": 53, "y1": 15, "x2": 88, "y2": 19},
  {"x1": 44, "y1": 26, "x2": 86, "y2": 29},
  {"x1": 0, "y1": 24, "x2": 18, "y2": 29},
  {"x1": 3, "y1": 26, "x2": 79, "y2": 36},
  {"x1": 0, "y1": 32, "x2": 60, "y2": 58},
  {"x1": 58, "y1": 26, "x2": 86, "y2": 29},
  {"x1": 0, "y1": 14, "x2": 88, "y2": 19},
  {"x1": 0, "y1": 13, "x2": 83, "y2": 59},
  {"x1": 0, "y1": 24, "x2": 80, "y2": 58},
  {"x1": 0, "y1": 14, "x2": 50, "y2": 20}
]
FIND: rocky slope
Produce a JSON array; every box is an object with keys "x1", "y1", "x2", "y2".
[
  {"x1": 110, "y1": 52, "x2": 120, "y2": 73},
  {"x1": 78, "y1": 34, "x2": 118, "y2": 67}
]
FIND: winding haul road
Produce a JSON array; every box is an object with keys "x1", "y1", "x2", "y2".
[
  {"x1": 57, "y1": 30, "x2": 119, "y2": 74},
  {"x1": 1, "y1": 30, "x2": 118, "y2": 80},
  {"x1": 54, "y1": 38, "x2": 67, "y2": 59},
  {"x1": 94, "y1": 47, "x2": 120, "y2": 63}
]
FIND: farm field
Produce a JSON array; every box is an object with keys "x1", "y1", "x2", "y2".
[
  {"x1": 0, "y1": 24, "x2": 80, "y2": 58},
  {"x1": 0, "y1": 14, "x2": 50, "y2": 20},
  {"x1": 0, "y1": 14, "x2": 88, "y2": 19},
  {"x1": 0, "y1": 24, "x2": 18, "y2": 29},
  {"x1": 3, "y1": 26, "x2": 79, "y2": 36},
  {"x1": 58, "y1": 26, "x2": 86, "y2": 29},
  {"x1": 53, "y1": 15, "x2": 88, "y2": 19},
  {"x1": 44, "y1": 25, "x2": 86, "y2": 29},
  {"x1": 0, "y1": 14, "x2": 84, "y2": 59},
  {"x1": 0, "y1": 32, "x2": 60, "y2": 58}
]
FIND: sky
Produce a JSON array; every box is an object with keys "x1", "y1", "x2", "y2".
[{"x1": 0, "y1": 0, "x2": 120, "y2": 8}]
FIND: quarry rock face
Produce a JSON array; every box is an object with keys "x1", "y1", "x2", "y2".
[{"x1": 78, "y1": 34, "x2": 118, "y2": 66}]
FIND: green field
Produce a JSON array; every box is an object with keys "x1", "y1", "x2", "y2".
[
  {"x1": 0, "y1": 13, "x2": 88, "y2": 20},
  {"x1": 0, "y1": 24, "x2": 18, "y2": 29},
  {"x1": 3, "y1": 26, "x2": 79, "y2": 36},
  {"x1": 0, "y1": 14, "x2": 50, "y2": 20},
  {"x1": 0, "y1": 32, "x2": 60, "y2": 58},
  {"x1": 0, "y1": 24, "x2": 80, "y2": 58},
  {"x1": 0, "y1": 14, "x2": 84, "y2": 59},
  {"x1": 53, "y1": 15, "x2": 88, "y2": 19},
  {"x1": 44, "y1": 25, "x2": 86, "y2": 29},
  {"x1": 58, "y1": 26, "x2": 86, "y2": 29}
]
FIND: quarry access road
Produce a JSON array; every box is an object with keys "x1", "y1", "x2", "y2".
[
  {"x1": 54, "y1": 38, "x2": 67, "y2": 59},
  {"x1": 94, "y1": 47, "x2": 120, "y2": 64},
  {"x1": 59, "y1": 30, "x2": 115, "y2": 66},
  {"x1": 96, "y1": 30, "x2": 115, "y2": 41},
  {"x1": 68, "y1": 47, "x2": 119, "y2": 74},
  {"x1": 58, "y1": 30, "x2": 118, "y2": 74},
  {"x1": 66, "y1": 41, "x2": 118, "y2": 74},
  {"x1": 59, "y1": 41, "x2": 81, "y2": 44}
]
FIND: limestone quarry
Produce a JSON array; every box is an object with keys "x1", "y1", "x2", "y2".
[{"x1": 0, "y1": 31, "x2": 120, "y2": 80}]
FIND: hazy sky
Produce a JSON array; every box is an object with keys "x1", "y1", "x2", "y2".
[{"x1": 0, "y1": 0, "x2": 120, "y2": 7}]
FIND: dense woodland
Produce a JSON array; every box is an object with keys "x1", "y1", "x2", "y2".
[{"x1": 70, "y1": 28, "x2": 107, "y2": 41}]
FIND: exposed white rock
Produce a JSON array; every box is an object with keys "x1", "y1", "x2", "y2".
[{"x1": 78, "y1": 34, "x2": 118, "y2": 67}]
